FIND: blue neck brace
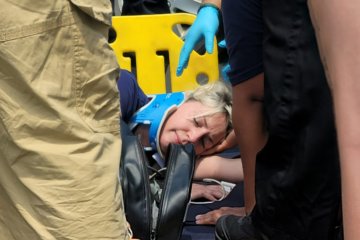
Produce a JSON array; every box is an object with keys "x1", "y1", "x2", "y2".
[{"x1": 128, "y1": 92, "x2": 185, "y2": 157}]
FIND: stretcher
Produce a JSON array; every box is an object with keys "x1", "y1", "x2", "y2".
[{"x1": 110, "y1": 13, "x2": 219, "y2": 94}]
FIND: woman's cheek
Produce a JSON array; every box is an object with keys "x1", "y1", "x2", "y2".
[{"x1": 159, "y1": 135, "x2": 167, "y2": 153}]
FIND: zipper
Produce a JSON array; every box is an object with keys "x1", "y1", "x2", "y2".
[
  {"x1": 154, "y1": 144, "x2": 177, "y2": 236},
  {"x1": 150, "y1": 229, "x2": 156, "y2": 240},
  {"x1": 136, "y1": 135, "x2": 152, "y2": 239}
]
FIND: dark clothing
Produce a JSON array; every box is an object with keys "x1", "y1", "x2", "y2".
[
  {"x1": 222, "y1": 0, "x2": 263, "y2": 86},
  {"x1": 122, "y1": 0, "x2": 170, "y2": 15},
  {"x1": 252, "y1": 0, "x2": 341, "y2": 239},
  {"x1": 118, "y1": 69, "x2": 149, "y2": 123},
  {"x1": 182, "y1": 182, "x2": 245, "y2": 240}
]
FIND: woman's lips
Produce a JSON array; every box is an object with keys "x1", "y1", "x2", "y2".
[{"x1": 175, "y1": 132, "x2": 180, "y2": 144}]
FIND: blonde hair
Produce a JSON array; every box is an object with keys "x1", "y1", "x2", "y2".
[{"x1": 184, "y1": 81, "x2": 233, "y2": 136}]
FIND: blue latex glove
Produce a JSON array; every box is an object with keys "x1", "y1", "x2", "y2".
[
  {"x1": 222, "y1": 64, "x2": 231, "y2": 82},
  {"x1": 218, "y1": 40, "x2": 231, "y2": 82},
  {"x1": 176, "y1": 6, "x2": 219, "y2": 76},
  {"x1": 218, "y1": 39, "x2": 226, "y2": 48}
]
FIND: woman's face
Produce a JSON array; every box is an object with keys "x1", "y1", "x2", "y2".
[{"x1": 159, "y1": 101, "x2": 227, "y2": 155}]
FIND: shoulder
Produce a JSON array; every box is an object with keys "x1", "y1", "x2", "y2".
[{"x1": 118, "y1": 69, "x2": 149, "y2": 122}]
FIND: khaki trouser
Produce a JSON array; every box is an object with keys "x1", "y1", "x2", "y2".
[{"x1": 0, "y1": 0, "x2": 128, "y2": 239}]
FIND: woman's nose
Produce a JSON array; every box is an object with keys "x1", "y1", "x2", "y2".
[{"x1": 188, "y1": 128, "x2": 204, "y2": 143}]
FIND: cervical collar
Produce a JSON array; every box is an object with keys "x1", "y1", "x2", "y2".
[{"x1": 128, "y1": 92, "x2": 185, "y2": 158}]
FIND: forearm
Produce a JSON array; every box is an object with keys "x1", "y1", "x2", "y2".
[
  {"x1": 232, "y1": 73, "x2": 268, "y2": 214},
  {"x1": 202, "y1": 0, "x2": 221, "y2": 9},
  {"x1": 308, "y1": 1, "x2": 360, "y2": 239},
  {"x1": 194, "y1": 155, "x2": 243, "y2": 183}
]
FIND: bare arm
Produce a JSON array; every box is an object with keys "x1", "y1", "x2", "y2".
[
  {"x1": 195, "y1": 207, "x2": 245, "y2": 225},
  {"x1": 194, "y1": 155, "x2": 243, "y2": 183},
  {"x1": 308, "y1": 1, "x2": 360, "y2": 239},
  {"x1": 232, "y1": 72, "x2": 268, "y2": 214}
]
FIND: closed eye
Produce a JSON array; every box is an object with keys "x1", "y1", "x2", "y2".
[
  {"x1": 194, "y1": 117, "x2": 213, "y2": 149},
  {"x1": 194, "y1": 117, "x2": 200, "y2": 126}
]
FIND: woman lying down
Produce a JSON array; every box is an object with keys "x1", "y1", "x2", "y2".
[{"x1": 118, "y1": 69, "x2": 243, "y2": 206}]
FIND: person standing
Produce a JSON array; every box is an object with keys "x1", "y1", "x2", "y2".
[
  {"x1": 0, "y1": 0, "x2": 129, "y2": 239},
  {"x1": 177, "y1": 0, "x2": 355, "y2": 239},
  {"x1": 177, "y1": 0, "x2": 267, "y2": 224},
  {"x1": 216, "y1": 0, "x2": 344, "y2": 239}
]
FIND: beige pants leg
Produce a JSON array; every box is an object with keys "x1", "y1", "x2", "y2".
[{"x1": 0, "y1": 0, "x2": 127, "y2": 239}]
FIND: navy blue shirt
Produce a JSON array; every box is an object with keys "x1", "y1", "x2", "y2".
[
  {"x1": 222, "y1": 0, "x2": 263, "y2": 86},
  {"x1": 117, "y1": 69, "x2": 149, "y2": 123}
]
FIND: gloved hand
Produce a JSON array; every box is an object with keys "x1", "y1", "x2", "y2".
[
  {"x1": 222, "y1": 64, "x2": 231, "y2": 82},
  {"x1": 218, "y1": 40, "x2": 231, "y2": 82},
  {"x1": 218, "y1": 39, "x2": 226, "y2": 48},
  {"x1": 176, "y1": 6, "x2": 219, "y2": 76}
]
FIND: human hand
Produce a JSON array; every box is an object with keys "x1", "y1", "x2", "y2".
[
  {"x1": 191, "y1": 183, "x2": 225, "y2": 201},
  {"x1": 176, "y1": 6, "x2": 219, "y2": 76},
  {"x1": 195, "y1": 207, "x2": 245, "y2": 225},
  {"x1": 222, "y1": 64, "x2": 231, "y2": 82},
  {"x1": 218, "y1": 39, "x2": 226, "y2": 49},
  {"x1": 218, "y1": 40, "x2": 231, "y2": 82},
  {"x1": 202, "y1": 130, "x2": 237, "y2": 156}
]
